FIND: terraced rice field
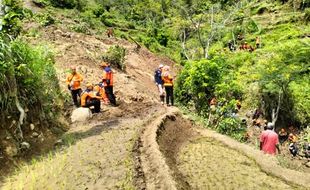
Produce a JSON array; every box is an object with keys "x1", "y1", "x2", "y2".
[{"x1": 178, "y1": 137, "x2": 300, "y2": 190}]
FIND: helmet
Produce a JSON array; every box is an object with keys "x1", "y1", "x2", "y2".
[
  {"x1": 70, "y1": 66, "x2": 77, "y2": 70},
  {"x1": 159, "y1": 64, "x2": 164, "y2": 68}
]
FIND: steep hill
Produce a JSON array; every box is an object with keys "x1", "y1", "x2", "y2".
[{"x1": 0, "y1": 0, "x2": 309, "y2": 189}]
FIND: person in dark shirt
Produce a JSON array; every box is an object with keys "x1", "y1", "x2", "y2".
[{"x1": 154, "y1": 64, "x2": 165, "y2": 105}]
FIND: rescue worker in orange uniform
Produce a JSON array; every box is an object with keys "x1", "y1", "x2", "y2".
[
  {"x1": 66, "y1": 66, "x2": 83, "y2": 107},
  {"x1": 162, "y1": 66, "x2": 174, "y2": 106},
  {"x1": 80, "y1": 83, "x2": 102, "y2": 113},
  {"x1": 94, "y1": 83, "x2": 109, "y2": 105},
  {"x1": 101, "y1": 62, "x2": 116, "y2": 106}
]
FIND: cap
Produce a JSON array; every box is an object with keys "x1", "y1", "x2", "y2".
[{"x1": 159, "y1": 64, "x2": 164, "y2": 68}]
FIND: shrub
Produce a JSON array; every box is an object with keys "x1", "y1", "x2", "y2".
[
  {"x1": 217, "y1": 117, "x2": 246, "y2": 142},
  {"x1": 0, "y1": 0, "x2": 24, "y2": 37},
  {"x1": 175, "y1": 58, "x2": 224, "y2": 115},
  {"x1": 49, "y1": 0, "x2": 86, "y2": 10},
  {"x1": 32, "y1": 0, "x2": 50, "y2": 7},
  {"x1": 70, "y1": 22, "x2": 91, "y2": 34},
  {"x1": 34, "y1": 12, "x2": 55, "y2": 26},
  {"x1": 304, "y1": 8, "x2": 310, "y2": 22},
  {"x1": 102, "y1": 45, "x2": 126, "y2": 71},
  {"x1": 0, "y1": 36, "x2": 63, "y2": 129},
  {"x1": 50, "y1": 0, "x2": 76, "y2": 8}
]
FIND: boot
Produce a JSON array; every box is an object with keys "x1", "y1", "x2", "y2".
[{"x1": 160, "y1": 95, "x2": 165, "y2": 105}]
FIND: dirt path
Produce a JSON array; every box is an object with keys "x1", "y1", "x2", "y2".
[
  {"x1": 2, "y1": 103, "x2": 164, "y2": 190},
  {"x1": 1, "y1": 21, "x2": 174, "y2": 189}
]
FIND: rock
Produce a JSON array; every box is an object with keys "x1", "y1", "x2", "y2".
[
  {"x1": 305, "y1": 162, "x2": 310, "y2": 168},
  {"x1": 54, "y1": 139, "x2": 63, "y2": 146},
  {"x1": 245, "y1": 111, "x2": 252, "y2": 118},
  {"x1": 32, "y1": 132, "x2": 39, "y2": 138},
  {"x1": 30, "y1": 123, "x2": 35, "y2": 130},
  {"x1": 71, "y1": 107, "x2": 92, "y2": 122},
  {"x1": 38, "y1": 134, "x2": 44, "y2": 142},
  {"x1": 4, "y1": 145, "x2": 18, "y2": 157},
  {"x1": 54, "y1": 29, "x2": 64, "y2": 36},
  {"x1": 20, "y1": 142, "x2": 30, "y2": 150},
  {"x1": 79, "y1": 66, "x2": 88, "y2": 74}
]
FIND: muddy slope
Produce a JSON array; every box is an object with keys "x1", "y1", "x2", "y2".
[
  {"x1": 154, "y1": 114, "x2": 308, "y2": 189},
  {"x1": 156, "y1": 115, "x2": 197, "y2": 189}
]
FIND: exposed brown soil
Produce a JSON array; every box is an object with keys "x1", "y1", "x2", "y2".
[
  {"x1": 2, "y1": 3, "x2": 309, "y2": 189},
  {"x1": 156, "y1": 115, "x2": 198, "y2": 189},
  {"x1": 142, "y1": 113, "x2": 309, "y2": 189},
  {"x1": 1, "y1": 14, "x2": 177, "y2": 188}
]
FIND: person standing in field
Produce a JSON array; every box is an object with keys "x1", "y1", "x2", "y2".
[
  {"x1": 260, "y1": 123, "x2": 281, "y2": 155},
  {"x1": 154, "y1": 64, "x2": 165, "y2": 105},
  {"x1": 162, "y1": 65, "x2": 174, "y2": 106},
  {"x1": 101, "y1": 62, "x2": 116, "y2": 106},
  {"x1": 66, "y1": 66, "x2": 83, "y2": 107}
]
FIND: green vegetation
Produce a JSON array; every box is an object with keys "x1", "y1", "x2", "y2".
[
  {"x1": 0, "y1": 35, "x2": 63, "y2": 137},
  {"x1": 102, "y1": 45, "x2": 127, "y2": 71},
  {"x1": 1, "y1": 0, "x2": 309, "y2": 145},
  {"x1": 0, "y1": 0, "x2": 64, "y2": 141},
  {"x1": 172, "y1": 1, "x2": 309, "y2": 139}
]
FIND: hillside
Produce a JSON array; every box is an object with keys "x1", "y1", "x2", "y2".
[{"x1": 0, "y1": 0, "x2": 309, "y2": 189}]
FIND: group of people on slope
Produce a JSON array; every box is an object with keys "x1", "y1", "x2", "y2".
[
  {"x1": 66, "y1": 62, "x2": 116, "y2": 113},
  {"x1": 154, "y1": 64, "x2": 174, "y2": 106},
  {"x1": 259, "y1": 122, "x2": 310, "y2": 158},
  {"x1": 228, "y1": 35, "x2": 260, "y2": 52}
]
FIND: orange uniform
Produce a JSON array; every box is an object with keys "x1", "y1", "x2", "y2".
[
  {"x1": 80, "y1": 90, "x2": 102, "y2": 107},
  {"x1": 162, "y1": 73, "x2": 173, "y2": 86},
  {"x1": 66, "y1": 73, "x2": 83, "y2": 90},
  {"x1": 94, "y1": 85, "x2": 109, "y2": 104},
  {"x1": 102, "y1": 67, "x2": 114, "y2": 87}
]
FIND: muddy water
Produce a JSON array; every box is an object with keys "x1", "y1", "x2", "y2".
[{"x1": 158, "y1": 116, "x2": 302, "y2": 190}]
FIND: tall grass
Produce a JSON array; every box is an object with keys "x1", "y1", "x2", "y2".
[{"x1": 0, "y1": 34, "x2": 63, "y2": 132}]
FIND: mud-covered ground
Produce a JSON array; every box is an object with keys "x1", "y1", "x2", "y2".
[
  {"x1": 179, "y1": 138, "x2": 297, "y2": 189},
  {"x1": 2, "y1": 104, "x2": 164, "y2": 190},
  {"x1": 2, "y1": 2, "x2": 309, "y2": 189},
  {"x1": 156, "y1": 115, "x2": 308, "y2": 190}
]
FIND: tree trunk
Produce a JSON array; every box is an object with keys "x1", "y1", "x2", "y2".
[
  {"x1": 271, "y1": 90, "x2": 282, "y2": 129},
  {"x1": 15, "y1": 96, "x2": 25, "y2": 140},
  {"x1": 181, "y1": 29, "x2": 190, "y2": 60}
]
